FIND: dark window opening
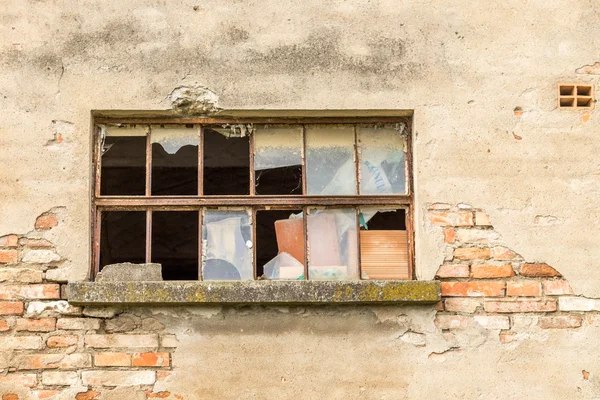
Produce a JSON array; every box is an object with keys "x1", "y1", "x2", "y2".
[
  {"x1": 203, "y1": 128, "x2": 249, "y2": 195},
  {"x1": 99, "y1": 211, "x2": 146, "y2": 269},
  {"x1": 152, "y1": 211, "x2": 199, "y2": 280},
  {"x1": 101, "y1": 136, "x2": 146, "y2": 195},
  {"x1": 255, "y1": 165, "x2": 302, "y2": 195},
  {"x1": 151, "y1": 143, "x2": 198, "y2": 195}
]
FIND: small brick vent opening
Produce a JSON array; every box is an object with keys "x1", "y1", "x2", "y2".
[{"x1": 558, "y1": 84, "x2": 594, "y2": 109}]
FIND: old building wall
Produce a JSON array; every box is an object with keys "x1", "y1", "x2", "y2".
[{"x1": 0, "y1": 0, "x2": 599, "y2": 398}]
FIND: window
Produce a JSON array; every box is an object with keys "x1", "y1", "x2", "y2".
[{"x1": 92, "y1": 115, "x2": 414, "y2": 282}]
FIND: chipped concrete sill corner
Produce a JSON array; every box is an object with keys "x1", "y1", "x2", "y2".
[{"x1": 66, "y1": 280, "x2": 441, "y2": 305}]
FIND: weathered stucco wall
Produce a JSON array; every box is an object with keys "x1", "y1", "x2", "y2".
[{"x1": 0, "y1": 0, "x2": 599, "y2": 398}]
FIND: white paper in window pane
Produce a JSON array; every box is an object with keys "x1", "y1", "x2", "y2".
[
  {"x1": 151, "y1": 125, "x2": 198, "y2": 154},
  {"x1": 305, "y1": 125, "x2": 356, "y2": 195},
  {"x1": 358, "y1": 126, "x2": 407, "y2": 195},
  {"x1": 307, "y1": 208, "x2": 358, "y2": 280},
  {"x1": 203, "y1": 210, "x2": 253, "y2": 281}
]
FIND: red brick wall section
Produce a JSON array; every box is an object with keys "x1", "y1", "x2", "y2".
[
  {"x1": 0, "y1": 211, "x2": 182, "y2": 400},
  {"x1": 429, "y1": 203, "x2": 599, "y2": 341}
]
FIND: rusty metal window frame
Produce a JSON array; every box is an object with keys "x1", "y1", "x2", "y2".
[{"x1": 91, "y1": 116, "x2": 414, "y2": 281}]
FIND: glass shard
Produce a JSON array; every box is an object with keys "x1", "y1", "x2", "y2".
[
  {"x1": 358, "y1": 125, "x2": 407, "y2": 195},
  {"x1": 254, "y1": 125, "x2": 303, "y2": 195},
  {"x1": 307, "y1": 208, "x2": 358, "y2": 280},
  {"x1": 151, "y1": 126, "x2": 199, "y2": 195},
  {"x1": 305, "y1": 125, "x2": 356, "y2": 195},
  {"x1": 202, "y1": 210, "x2": 253, "y2": 280}
]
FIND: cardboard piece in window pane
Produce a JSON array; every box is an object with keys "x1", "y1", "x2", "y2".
[{"x1": 360, "y1": 230, "x2": 409, "y2": 280}]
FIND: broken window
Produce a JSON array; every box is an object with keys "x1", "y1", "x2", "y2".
[{"x1": 93, "y1": 118, "x2": 413, "y2": 281}]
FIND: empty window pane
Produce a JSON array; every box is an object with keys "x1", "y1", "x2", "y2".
[
  {"x1": 254, "y1": 125, "x2": 303, "y2": 195},
  {"x1": 203, "y1": 210, "x2": 253, "y2": 280},
  {"x1": 101, "y1": 126, "x2": 147, "y2": 195},
  {"x1": 152, "y1": 211, "x2": 199, "y2": 280},
  {"x1": 99, "y1": 211, "x2": 146, "y2": 269},
  {"x1": 305, "y1": 125, "x2": 356, "y2": 195},
  {"x1": 359, "y1": 208, "x2": 409, "y2": 280},
  {"x1": 203, "y1": 127, "x2": 250, "y2": 195},
  {"x1": 358, "y1": 125, "x2": 407, "y2": 195},
  {"x1": 307, "y1": 208, "x2": 358, "y2": 280},
  {"x1": 151, "y1": 126, "x2": 198, "y2": 195}
]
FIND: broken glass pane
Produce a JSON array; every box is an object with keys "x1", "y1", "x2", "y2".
[
  {"x1": 358, "y1": 125, "x2": 407, "y2": 195},
  {"x1": 100, "y1": 125, "x2": 146, "y2": 195},
  {"x1": 151, "y1": 125, "x2": 199, "y2": 195},
  {"x1": 256, "y1": 209, "x2": 304, "y2": 279},
  {"x1": 202, "y1": 210, "x2": 253, "y2": 280},
  {"x1": 203, "y1": 127, "x2": 250, "y2": 195},
  {"x1": 254, "y1": 125, "x2": 302, "y2": 195},
  {"x1": 305, "y1": 125, "x2": 356, "y2": 195},
  {"x1": 307, "y1": 208, "x2": 358, "y2": 280}
]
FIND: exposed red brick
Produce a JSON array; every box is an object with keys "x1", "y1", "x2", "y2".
[
  {"x1": 491, "y1": 246, "x2": 521, "y2": 260},
  {"x1": 94, "y1": 352, "x2": 131, "y2": 367},
  {"x1": 583, "y1": 370, "x2": 590, "y2": 380},
  {"x1": 475, "y1": 211, "x2": 491, "y2": 226},
  {"x1": 484, "y1": 298, "x2": 557, "y2": 313},
  {"x1": 156, "y1": 371, "x2": 172, "y2": 382},
  {"x1": 84, "y1": 334, "x2": 158, "y2": 348},
  {"x1": 442, "y1": 281, "x2": 505, "y2": 297},
  {"x1": 2, "y1": 394, "x2": 19, "y2": 400},
  {"x1": 434, "y1": 301, "x2": 444, "y2": 311},
  {"x1": 429, "y1": 211, "x2": 455, "y2": 226},
  {"x1": 0, "y1": 373, "x2": 37, "y2": 388},
  {"x1": 16, "y1": 318, "x2": 56, "y2": 332},
  {"x1": 32, "y1": 390, "x2": 61, "y2": 400},
  {"x1": 506, "y1": 281, "x2": 542, "y2": 297},
  {"x1": 133, "y1": 352, "x2": 169, "y2": 367},
  {"x1": 453, "y1": 247, "x2": 490, "y2": 261},
  {"x1": 443, "y1": 228, "x2": 455, "y2": 243},
  {"x1": 434, "y1": 314, "x2": 470, "y2": 329},
  {"x1": 0, "y1": 250, "x2": 18, "y2": 264},
  {"x1": 520, "y1": 263, "x2": 561, "y2": 277},
  {"x1": 444, "y1": 298, "x2": 482, "y2": 313},
  {"x1": 47, "y1": 335, "x2": 78, "y2": 348},
  {"x1": 0, "y1": 284, "x2": 60, "y2": 300},
  {"x1": 473, "y1": 315, "x2": 510, "y2": 330},
  {"x1": 75, "y1": 390, "x2": 101, "y2": 400},
  {"x1": 0, "y1": 235, "x2": 18, "y2": 247},
  {"x1": 471, "y1": 264, "x2": 515, "y2": 279},
  {"x1": 16, "y1": 353, "x2": 91, "y2": 370},
  {"x1": 146, "y1": 392, "x2": 171, "y2": 399},
  {"x1": 435, "y1": 264, "x2": 469, "y2": 278},
  {"x1": 0, "y1": 302, "x2": 24, "y2": 315},
  {"x1": 0, "y1": 319, "x2": 9, "y2": 331},
  {"x1": 19, "y1": 238, "x2": 53, "y2": 248},
  {"x1": 499, "y1": 331, "x2": 516, "y2": 344},
  {"x1": 35, "y1": 215, "x2": 58, "y2": 230},
  {"x1": 539, "y1": 315, "x2": 582, "y2": 329},
  {"x1": 456, "y1": 212, "x2": 474, "y2": 226},
  {"x1": 543, "y1": 280, "x2": 573, "y2": 295}
]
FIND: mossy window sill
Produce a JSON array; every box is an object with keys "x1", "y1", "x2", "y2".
[{"x1": 66, "y1": 280, "x2": 440, "y2": 305}]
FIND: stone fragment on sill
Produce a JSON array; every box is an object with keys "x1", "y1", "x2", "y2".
[
  {"x1": 96, "y1": 263, "x2": 163, "y2": 282},
  {"x1": 67, "y1": 280, "x2": 440, "y2": 305}
]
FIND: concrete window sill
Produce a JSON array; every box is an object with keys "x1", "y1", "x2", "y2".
[{"x1": 66, "y1": 280, "x2": 441, "y2": 305}]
